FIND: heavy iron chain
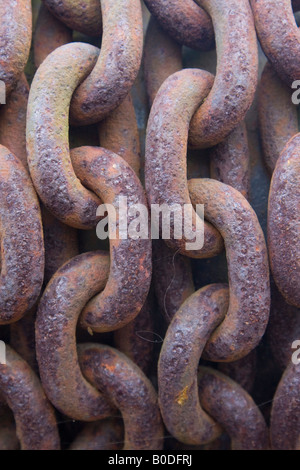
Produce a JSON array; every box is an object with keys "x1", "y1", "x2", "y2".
[{"x1": 0, "y1": 0, "x2": 299, "y2": 451}]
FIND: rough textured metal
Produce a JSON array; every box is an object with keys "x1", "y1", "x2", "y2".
[
  {"x1": 98, "y1": 94, "x2": 141, "y2": 177},
  {"x1": 270, "y1": 363, "x2": 300, "y2": 450},
  {"x1": 153, "y1": 241, "x2": 195, "y2": 323},
  {"x1": 0, "y1": 146, "x2": 44, "y2": 325},
  {"x1": 198, "y1": 367, "x2": 269, "y2": 450},
  {"x1": 71, "y1": 146, "x2": 152, "y2": 333},
  {"x1": 26, "y1": 43, "x2": 101, "y2": 229},
  {"x1": 0, "y1": 74, "x2": 29, "y2": 169},
  {"x1": 69, "y1": 0, "x2": 143, "y2": 126},
  {"x1": 36, "y1": 251, "x2": 115, "y2": 421},
  {"x1": 189, "y1": 178, "x2": 270, "y2": 361},
  {"x1": 143, "y1": 0, "x2": 214, "y2": 51},
  {"x1": 0, "y1": 0, "x2": 32, "y2": 96},
  {"x1": 70, "y1": 419, "x2": 123, "y2": 451},
  {"x1": 189, "y1": 0, "x2": 258, "y2": 148},
  {"x1": 158, "y1": 284, "x2": 228, "y2": 445},
  {"x1": 78, "y1": 343, "x2": 164, "y2": 450},
  {"x1": 42, "y1": 0, "x2": 102, "y2": 36},
  {"x1": 258, "y1": 62, "x2": 298, "y2": 173},
  {"x1": 268, "y1": 133, "x2": 300, "y2": 308},
  {"x1": 34, "y1": 3, "x2": 72, "y2": 68},
  {"x1": 250, "y1": 0, "x2": 300, "y2": 86},
  {"x1": 0, "y1": 346, "x2": 60, "y2": 450},
  {"x1": 144, "y1": 17, "x2": 182, "y2": 107},
  {"x1": 145, "y1": 69, "x2": 224, "y2": 259},
  {"x1": 210, "y1": 122, "x2": 250, "y2": 200},
  {"x1": 114, "y1": 297, "x2": 154, "y2": 375}
]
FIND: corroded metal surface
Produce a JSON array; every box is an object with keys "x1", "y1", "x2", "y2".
[
  {"x1": 78, "y1": 343, "x2": 164, "y2": 450},
  {"x1": 0, "y1": 346, "x2": 60, "y2": 450},
  {"x1": 0, "y1": 146, "x2": 44, "y2": 325},
  {"x1": 268, "y1": 133, "x2": 300, "y2": 308},
  {"x1": 69, "y1": 419, "x2": 123, "y2": 451}
]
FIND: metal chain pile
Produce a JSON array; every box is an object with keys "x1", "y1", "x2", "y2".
[{"x1": 0, "y1": 0, "x2": 299, "y2": 451}]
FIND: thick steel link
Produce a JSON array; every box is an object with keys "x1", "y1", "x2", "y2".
[
  {"x1": 0, "y1": 146, "x2": 44, "y2": 325},
  {"x1": 69, "y1": 0, "x2": 143, "y2": 126},
  {"x1": 78, "y1": 343, "x2": 164, "y2": 450},
  {"x1": 0, "y1": 346, "x2": 60, "y2": 450},
  {"x1": 143, "y1": 0, "x2": 214, "y2": 51},
  {"x1": 268, "y1": 133, "x2": 300, "y2": 308}
]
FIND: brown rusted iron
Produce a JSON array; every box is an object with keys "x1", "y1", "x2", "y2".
[
  {"x1": 26, "y1": 42, "x2": 101, "y2": 229},
  {"x1": 210, "y1": 122, "x2": 250, "y2": 200},
  {"x1": 145, "y1": 69, "x2": 224, "y2": 259},
  {"x1": 70, "y1": 146, "x2": 152, "y2": 333},
  {"x1": 198, "y1": 367, "x2": 269, "y2": 450},
  {"x1": 34, "y1": 3, "x2": 72, "y2": 69},
  {"x1": 158, "y1": 284, "x2": 229, "y2": 445},
  {"x1": 98, "y1": 94, "x2": 141, "y2": 177},
  {"x1": 42, "y1": 206, "x2": 79, "y2": 284},
  {"x1": 36, "y1": 251, "x2": 115, "y2": 421},
  {"x1": 0, "y1": 406, "x2": 19, "y2": 450},
  {"x1": 189, "y1": 0, "x2": 258, "y2": 148},
  {"x1": 268, "y1": 133, "x2": 300, "y2": 308},
  {"x1": 188, "y1": 178, "x2": 270, "y2": 361},
  {"x1": 42, "y1": 0, "x2": 102, "y2": 36},
  {"x1": 78, "y1": 343, "x2": 164, "y2": 450},
  {"x1": 0, "y1": 74, "x2": 29, "y2": 169},
  {"x1": 250, "y1": 0, "x2": 300, "y2": 86},
  {"x1": 143, "y1": 0, "x2": 214, "y2": 51},
  {"x1": 0, "y1": 145, "x2": 44, "y2": 325},
  {"x1": 114, "y1": 297, "x2": 154, "y2": 375},
  {"x1": 0, "y1": 0, "x2": 32, "y2": 97},
  {"x1": 258, "y1": 62, "x2": 298, "y2": 174},
  {"x1": 153, "y1": 241, "x2": 195, "y2": 323},
  {"x1": 270, "y1": 363, "x2": 300, "y2": 450},
  {"x1": 69, "y1": 419, "x2": 123, "y2": 451},
  {"x1": 217, "y1": 350, "x2": 257, "y2": 394},
  {"x1": 69, "y1": 0, "x2": 143, "y2": 126},
  {"x1": 0, "y1": 346, "x2": 60, "y2": 450},
  {"x1": 144, "y1": 16, "x2": 183, "y2": 107}
]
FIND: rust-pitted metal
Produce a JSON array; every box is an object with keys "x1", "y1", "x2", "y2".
[
  {"x1": 198, "y1": 367, "x2": 269, "y2": 450},
  {"x1": 143, "y1": 0, "x2": 214, "y2": 51},
  {"x1": 250, "y1": 0, "x2": 300, "y2": 86},
  {"x1": 34, "y1": 3, "x2": 72, "y2": 68},
  {"x1": 268, "y1": 133, "x2": 300, "y2": 308},
  {"x1": 145, "y1": 69, "x2": 224, "y2": 259},
  {"x1": 0, "y1": 0, "x2": 32, "y2": 96},
  {"x1": 69, "y1": 0, "x2": 143, "y2": 126},
  {"x1": 70, "y1": 146, "x2": 152, "y2": 333},
  {"x1": 98, "y1": 94, "x2": 141, "y2": 177},
  {"x1": 0, "y1": 406, "x2": 19, "y2": 450},
  {"x1": 189, "y1": 0, "x2": 258, "y2": 148},
  {"x1": 258, "y1": 62, "x2": 298, "y2": 173},
  {"x1": 188, "y1": 178, "x2": 270, "y2": 361},
  {"x1": 78, "y1": 343, "x2": 164, "y2": 450},
  {"x1": 144, "y1": 16, "x2": 182, "y2": 107},
  {"x1": 69, "y1": 419, "x2": 123, "y2": 450},
  {"x1": 0, "y1": 146, "x2": 44, "y2": 325},
  {"x1": 218, "y1": 350, "x2": 257, "y2": 394},
  {"x1": 158, "y1": 284, "x2": 229, "y2": 445},
  {"x1": 153, "y1": 241, "x2": 195, "y2": 323},
  {"x1": 42, "y1": 206, "x2": 79, "y2": 284},
  {"x1": 267, "y1": 286, "x2": 300, "y2": 371},
  {"x1": 26, "y1": 42, "x2": 101, "y2": 229},
  {"x1": 270, "y1": 363, "x2": 300, "y2": 450},
  {"x1": 210, "y1": 122, "x2": 250, "y2": 200},
  {"x1": 42, "y1": 0, "x2": 102, "y2": 36},
  {"x1": 0, "y1": 74, "x2": 29, "y2": 169},
  {"x1": 36, "y1": 251, "x2": 115, "y2": 421},
  {"x1": 114, "y1": 297, "x2": 154, "y2": 375},
  {"x1": 0, "y1": 346, "x2": 60, "y2": 450}
]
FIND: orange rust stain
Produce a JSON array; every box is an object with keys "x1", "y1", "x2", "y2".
[{"x1": 176, "y1": 385, "x2": 189, "y2": 405}]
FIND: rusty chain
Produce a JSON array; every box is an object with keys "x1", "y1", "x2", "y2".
[{"x1": 0, "y1": 0, "x2": 299, "y2": 451}]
